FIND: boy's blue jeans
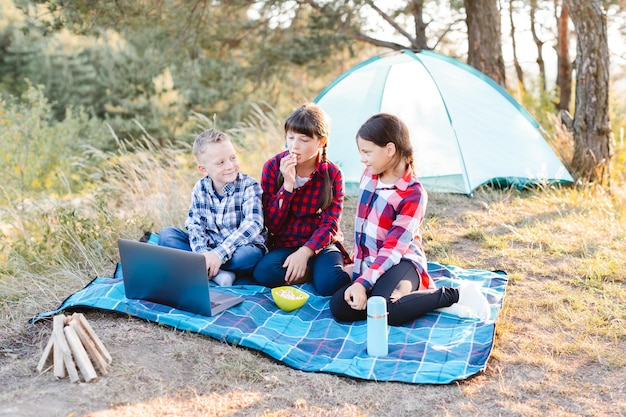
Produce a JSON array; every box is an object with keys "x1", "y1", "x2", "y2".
[
  {"x1": 157, "y1": 227, "x2": 263, "y2": 276},
  {"x1": 252, "y1": 244, "x2": 351, "y2": 296}
]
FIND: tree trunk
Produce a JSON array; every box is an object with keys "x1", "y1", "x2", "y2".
[
  {"x1": 352, "y1": 0, "x2": 428, "y2": 51},
  {"x1": 530, "y1": 0, "x2": 547, "y2": 92},
  {"x1": 509, "y1": 0, "x2": 525, "y2": 90},
  {"x1": 562, "y1": 0, "x2": 611, "y2": 184},
  {"x1": 410, "y1": 0, "x2": 427, "y2": 51},
  {"x1": 556, "y1": 0, "x2": 572, "y2": 112},
  {"x1": 464, "y1": 0, "x2": 506, "y2": 86}
]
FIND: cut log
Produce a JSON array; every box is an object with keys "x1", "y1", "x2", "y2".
[
  {"x1": 52, "y1": 315, "x2": 67, "y2": 379},
  {"x1": 69, "y1": 319, "x2": 108, "y2": 375},
  {"x1": 38, "y1": 313, "x2": 111, "y2": 383},
  {"x1": 52, "y1": 315, "x2": 80, "y2": 383},
  {"x1": 64, "y1": 325, "x2": 98, "y2": 382},
  {"x1": 71, "y1": 313, "x2": 112, "y2": 364},
  {"x1": 36, "y1": 334, "x2": 54, "y2": 373}
]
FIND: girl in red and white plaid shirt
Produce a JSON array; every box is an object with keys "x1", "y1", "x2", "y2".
[
  {"x1": 330, "y1": 113, "x2": 490, "y2": 325},
  {"x1": 253, "y1": 104, "x2": 352, "y2": 296}
]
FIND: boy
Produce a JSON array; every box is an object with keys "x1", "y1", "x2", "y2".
[{"x1": 158, "y1": 128, "x2": 267, "y2": 286}]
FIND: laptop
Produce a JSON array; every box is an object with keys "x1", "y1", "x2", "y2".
[{"x1": 118, "y1": 238, "x2": 244, "y2": 316}]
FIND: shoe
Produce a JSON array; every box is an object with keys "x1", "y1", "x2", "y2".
[
  {"x1": 139, "y1": 231, "x2": 153, "y2": 243},
  {"x1": 212, "y1": 270, "x2": 236, "y2": 286},
  {"x1": 139, "y1": 231, "x2": 160, "y2": 245},
  {"x1": 457, "y1": 282, "x2": 491, "y2": 321}
]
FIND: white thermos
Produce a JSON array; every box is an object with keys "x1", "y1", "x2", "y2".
[{"x1": 366, "y1": 296, "x2": 388, "y2": 356}]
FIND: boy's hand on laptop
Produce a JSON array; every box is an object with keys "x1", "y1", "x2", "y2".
[{"x1": 203, "y1": 252, "x2": 222, "y2": 278}]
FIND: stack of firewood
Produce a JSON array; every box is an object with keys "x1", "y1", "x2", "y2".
[{"x1": 37, "y1": 313, "x2": 112, "y2": 383}]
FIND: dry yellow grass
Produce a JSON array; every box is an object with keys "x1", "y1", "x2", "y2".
[{"x1": 1, "y1": 131, "x2": 626, "y2": 416}]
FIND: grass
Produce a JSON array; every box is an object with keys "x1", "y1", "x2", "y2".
[{"x1": 1, "y1": 126, "x2": 626, "y2": 416}]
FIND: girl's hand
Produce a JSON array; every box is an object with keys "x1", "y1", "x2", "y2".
[
  {"x1": 280, "y1": 153, "x2": 297, "y2": 192},
  {"x1": 283, "y1": 247, "x2": 313, "y2": 284},
  {"x1": 203, "y1": 251, "x2": 222, "y2": 278},
  {"x1": 344, "y1": 282, "x2": 368, "y2": 311}
]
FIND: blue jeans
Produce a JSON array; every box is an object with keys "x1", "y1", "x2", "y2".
[
  {"x1": 157, "y1": 226, "x2": 264, "y2": 276},
  {"x1": 252, "y1": 244, "x2": 351, "y2": 296}
]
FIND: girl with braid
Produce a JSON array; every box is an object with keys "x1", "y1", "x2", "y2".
[
  {"x1": 330, "y1": 113, "x2": 491, "y2": 324},
  {"x1": 253, "y1": 103, "x2": 352, "y2": 296}
]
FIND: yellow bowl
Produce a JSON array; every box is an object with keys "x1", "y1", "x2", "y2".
[{"x1": 271, "y1": 286, "x2": 310, "y2": 312}]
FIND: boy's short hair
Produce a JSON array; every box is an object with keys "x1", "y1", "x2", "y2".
[{"x1": 193, "y1": 129, "x2": 231, "y2": 159}]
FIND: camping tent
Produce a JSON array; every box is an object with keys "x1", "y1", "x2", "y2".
[{"x1": 314, "y1": 49, "x2": 574, "y2": 195}]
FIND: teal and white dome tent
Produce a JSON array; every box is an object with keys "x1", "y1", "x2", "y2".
[{"x1": 314, "y1": 49, "x2": 574, "y2": 195}]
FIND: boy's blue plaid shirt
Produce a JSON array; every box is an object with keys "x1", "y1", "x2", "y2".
[{"x1": 185, "y1": 173, "x2": 267, "y2": 262}]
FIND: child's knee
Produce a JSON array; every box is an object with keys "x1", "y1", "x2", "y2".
[
  {"x1": 157, "y1": 227, "x2": 185, "y2": 247},
  {"x1": 314, "y1": 269, "x2": 351, "y2": 296}
]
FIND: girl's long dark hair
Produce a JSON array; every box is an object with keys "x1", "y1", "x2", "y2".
[
  {"x1": 357, "y1": 113, "x2": 414, "y2": 171},
  {"x1": 278, "y1": 103, "x2": 333, "y2": 211}
]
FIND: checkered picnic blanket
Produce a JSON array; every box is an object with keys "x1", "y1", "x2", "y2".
[{"x1": 33, "y1": 262, "x2": 507, "y2": 384}]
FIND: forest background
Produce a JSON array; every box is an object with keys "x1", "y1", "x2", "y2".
[
  {"x1": 1, "y1": 0, "x2": 626, "y2": 199},
  {"x1": 1, "y1": 1, "x2": 626, "y2": 416}
]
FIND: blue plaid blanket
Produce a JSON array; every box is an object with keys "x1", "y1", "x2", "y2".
[{"x1": 33, "y1": 262, "x2": 507, "y2": 384}]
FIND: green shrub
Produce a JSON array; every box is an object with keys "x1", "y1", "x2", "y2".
[{"x1": 0, "y1": 83, "x2": 109, "y2": 206}]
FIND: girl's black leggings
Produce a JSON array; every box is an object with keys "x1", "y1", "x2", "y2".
[{"x1": 329, "y1": 260, "x2": 459, "y2": 326}]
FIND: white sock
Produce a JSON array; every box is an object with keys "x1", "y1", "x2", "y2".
[
  {"x1": 436, "y1": 303, "x2": 475, "y2": 318},
  {"x1": 457, "y1": 282, "x2": 491, "y2": 321},
  {"x1": 212, "y1": 269, "x2": 236, "y2": 287}
]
